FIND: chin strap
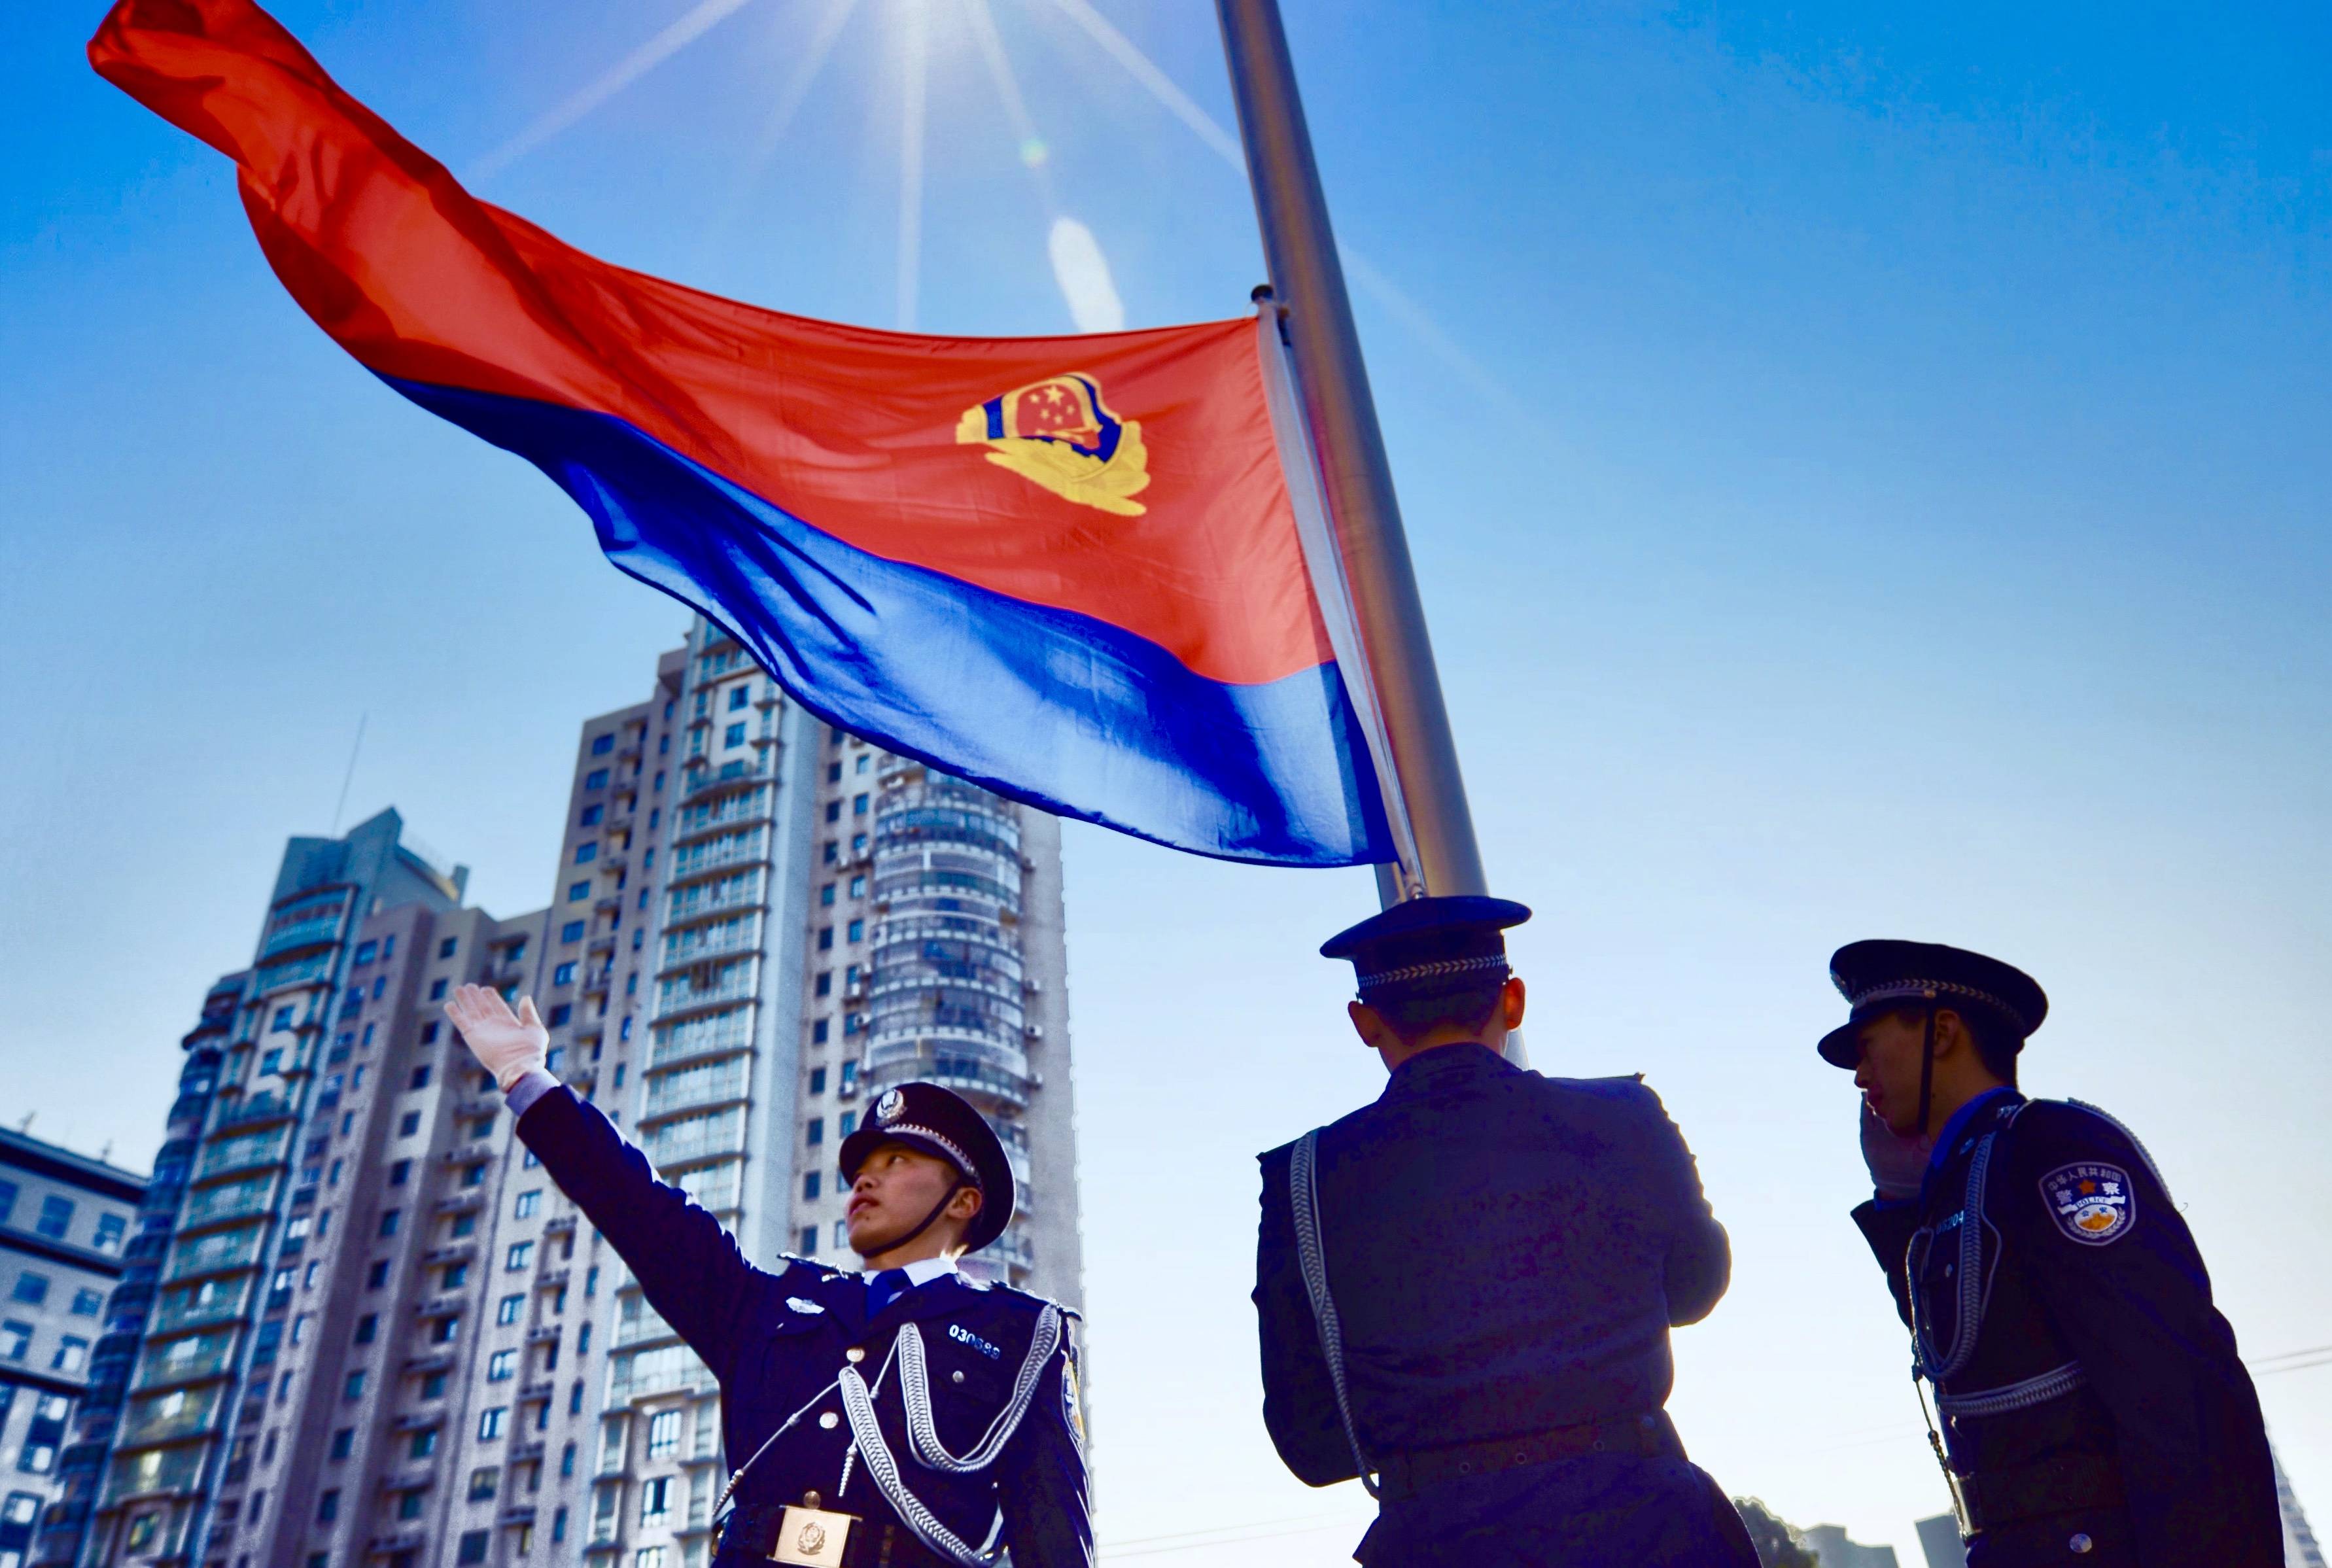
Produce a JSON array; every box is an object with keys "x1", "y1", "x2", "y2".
[
  {"x1": 1915, "y1": 1005, "x2": 1938, "y2": 1136},
  {"x1": 877, "y1": 1181, "x2": 969, "y2": 1258}
]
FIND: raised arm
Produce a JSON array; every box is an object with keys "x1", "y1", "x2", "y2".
[{"x1": 444, "y1": 984, "x2": 761, "y2": 1368}]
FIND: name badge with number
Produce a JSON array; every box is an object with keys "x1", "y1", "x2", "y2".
[{"x1": 770, "y1": 1504, "x2": 857, "y2": 1565}]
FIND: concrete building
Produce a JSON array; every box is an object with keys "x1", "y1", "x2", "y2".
[
  {"x1": 71, "y1": 618, "x2": 1083, "y2": 1568},
  {"x1": 2281, "y1": 1447, "x2": 2327, "y2": 1568},
  {"x1": 1802, "y1": 1523, "x2": 1900, "y2": 1568},
  {"x1": 0, "y1": 1130, "x2": 145, "y2": 1568},
  {"x1": 1911, "y1": 1514, "x2": 1964, "y2": 1568}
]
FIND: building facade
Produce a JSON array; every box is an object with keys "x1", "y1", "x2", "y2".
[
  {"x1": 0, "y1": 1130, "x2": 145, "y2": 1568},
  {"x1": 70, "y1": 620, "x2": 1082, "y2": 1568}
]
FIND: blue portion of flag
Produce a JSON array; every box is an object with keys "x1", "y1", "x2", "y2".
[{"x1": 387, "y1": 375, "x2": 1393, "y2": 866}]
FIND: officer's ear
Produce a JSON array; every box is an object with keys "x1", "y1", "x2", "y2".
[
  {"x1": 1348, "y1": 1000, "x2": 1398, "y2": 1052},
  {"x1": 1931, "y1": 1008, "x2": 1970, "y2": 1060},
  {"x1": 947, "y1": 1185, "x2": 982, "y2": 1223},
  {"x1": 1499, "y1": 976, "x2": 1526, "y2": 1031}
]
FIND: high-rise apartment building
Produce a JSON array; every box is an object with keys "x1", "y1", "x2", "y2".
[
  {"x1": 70, "y1": 619, "x2": 1081, "y2": 1568},
  {"x1": 0, "y1": 1128, "x2": 145, "y2": 1568}
]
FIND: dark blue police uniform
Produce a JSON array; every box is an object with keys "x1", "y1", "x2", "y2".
[
  {"x1": 510, "y1": 1077, "x2": 1090, "y2": 1568},
  {"x1": 1253, "y1": 897, "x2": 1758, "y2": 1567},
  {"x1": 1821, "y1": 941, "x2": 2280, "y2": 1568}
]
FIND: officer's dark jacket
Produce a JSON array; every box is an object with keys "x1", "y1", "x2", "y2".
[
  {"x1": 515, "y1": 1084, "x2": 1091, "y2": 1567},
  {"x1": 1853, "y1": 1092, "x2": 2279, "y2": 1567},
  {"x1": 1253, "y1": 1044, "x2": 1730, "y2": 1484}
]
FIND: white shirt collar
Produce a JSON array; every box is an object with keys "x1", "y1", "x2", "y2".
[{"x1": 863, "y1": 1255, "x2": 958, "y2": 1287}]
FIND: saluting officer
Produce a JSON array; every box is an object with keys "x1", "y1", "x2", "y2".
[
  {"x1": 1252, "y1": 897, "x2": 1758, "y2": 1567},
  {"x1": 444, "y1": 985, "x2": 1090, "y2": 1568},
  {"x1": 1822, "y1": 940, "x2": 2280, "y2": 1567}
]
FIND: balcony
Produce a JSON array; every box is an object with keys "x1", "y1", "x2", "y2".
[
  {"x1": 422, "y1": 1242, "x2": 476, "y2": 1268},
  {"x1": 865, "y1": 1056, "x2": 1030, "y2": 1110},
  {"x1": 148, "y1": 1287, "x2": 247, "y2": 1336},
  {"x1": 259, "y1": 915, "x2": 343, "y2": 960},
  {"x1": 638, "y1": 1063, "x2": 749, "y2": 1124},
  {"x1": 162, "y1": 1234, "x2": 263, "y2": 1286},
  {"x1": 114, "y1": 1400, "x2": 218, "y2": 1449},
  {"x1": 653, "y1": 971, "x2": 758, "y2": 1021},
  {"x1": 978, "y1": 1230, "x2": 1037, "y2": 1274},
  {"x1": 193, "y1": 1130, "x2": 289, "y2": 1185},
  {"x1": 251, "y1": 949, "x2": 337, "y2": 996},
  {"x1": 211, "y1": 1094, "x2": 298, "y2": 1135},
  {"x1": 648, "y1": 1013, "x2": 754, "y2": 1072},
  {"x1": 131, "y1": 1341, "x2": 236, "y2": 1393},
  {"x1": 177, "y1": 1180, "x2": 275, "y2": 1235}
]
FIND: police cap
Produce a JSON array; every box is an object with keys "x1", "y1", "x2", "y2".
[
  {"x1": 1816, "y1": 939, "x2": 2049, "y2": 1070},
  {"x1": 1321, "y1": 895, "x2": 1532, "y2": 1001},
  {"x1": 838, "y1": 1081, "x2": 1017, "y2": 1253}
]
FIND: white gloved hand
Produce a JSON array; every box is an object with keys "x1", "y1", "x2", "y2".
[
  {"x1": 1860, "y1": 1100, "x2": 1932, "y2": 1202},
  {"x1": 444, "y1": 984, "x2": 550, "y2": 1092}
]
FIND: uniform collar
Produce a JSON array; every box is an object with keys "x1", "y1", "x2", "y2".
[
  {"x1": 861, "y1": 1255, "x2": 958, "y2": 1287},
  {"x1": 1921, "y1": 1085, "x2": 2019, "y2": 1204},
  {"x1": 1383, "y1": 1040, "x2": 1511, "y2": 1095}
]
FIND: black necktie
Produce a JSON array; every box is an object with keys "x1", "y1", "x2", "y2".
[{"x1": 866, "y1": 1267, "x2": 911, "y2": 1319}]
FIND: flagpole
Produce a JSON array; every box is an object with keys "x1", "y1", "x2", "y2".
[{"x1": 1215, "y1": 0, "x2": 1487, "y2": 903}]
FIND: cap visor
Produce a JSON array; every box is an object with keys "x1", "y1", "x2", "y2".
[{"x1": 1816, "y1": 1022, "x2": 1862, "y2": 1069}]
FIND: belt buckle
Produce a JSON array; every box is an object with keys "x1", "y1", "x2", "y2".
[{"x1": 769, "y1": 1504, "x2": 858, "y2": 1565}]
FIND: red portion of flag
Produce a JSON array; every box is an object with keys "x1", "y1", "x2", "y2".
[{"x1": 88, "y1": 0, "x2": 1329, "y2": 687}]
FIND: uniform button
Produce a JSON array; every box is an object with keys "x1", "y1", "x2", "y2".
[
  {"x1": 2068, "y1": 1533, "x2": 2093, "y2": 1554},
  {"x1": 951, "y1": 1370, "x2": 966, "y2": 1385},
  {"x1": 845, "y1": 1348, "x2": 866, "y2": 1364},
  {"x1": 818, "y1": 1412, "x2": 839, "y2": 1431}
]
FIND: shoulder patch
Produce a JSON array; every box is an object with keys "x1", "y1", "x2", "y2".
[
  {"x1": 2040, "y1": 1161, "x2": 2136, "y2": 1246},
  {"x1": 1060, "y1": 1343, "x2": 1087, "y2": 1452}
]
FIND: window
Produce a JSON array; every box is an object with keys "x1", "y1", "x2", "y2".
[
  {"x1": 549, "y1": 1004, "x2": 572, "y2": 1028},
  {"x1": 812, "y1": 1019, "x2": 829, "y2": 1045},
  {"x1": 271, "y1": 1006, "x2": 294, "y2": 1032},
  {"x1": 420, "y1": 1021, "x2": 440, "y2": 1045},
  {"x1": 462, "y1": 1163, "x2": 488, "y2": 1189},
  {"x1": 497, "y1": 1293, "x2": 524, "y2": 1327},
  {"x1": 383, "y1": 935, "x2": 396, "y2": 958},
  {"x1": 430, "y1": 1314, "x2": 461, "y2": 1344},
  {"x1": 820, "y1": 882, "x2": 836, "y2": 907},
  {"x1": 585, "y1": 1266, "x2": 599, "y2": 1297},
  {"x1": 584, "y1": 768, "x2": 610, "y2": 790},
  {"x1": 478, "y1": 1406, "x2": 508, "y2": 1440},
  {"x1": 576, "y1": 1323, "x2": 591, "y2": 1353},
  {"x1": 428, "y1": 978, "x2": 449, "y2": 1001},
  {"x1": 839, "y1": 1112, "x2": 857, "y2": 1138},
  {"x1": 847, "y1": 919, "x2": 863, "y2": 943},
  {"x1": 469, "y1": 1465, "x2": 500, "y2": 1501},
  {"x1": 0, "y1": 1182, "x2": 16, "y2": 1225},
  {"x1": 803, "y1": 1172, "x2": 821, "y2": 1200},
  {"x1": 818, "y1": 926, "x2": 834, "y2": 951},
  {"x1": 569, "y1": 881, "x2": 591, "y2": 903},
  {"x1": 487, "y1": 1350, "x2": 517, "y2": 1382},
  {"x1": 50, "y1": 1335, "x2": 88, "y2": 1373},
  {"x1": 515, "y1": 1189, "x2": 542, "y2": 1219},
  {"x1": 575, "y1": 843, "x2": 598, "y2": 865},
  {"x1": 726, "y1": 685, "x2": 750, "y2": 712},
  {"x1": 396, "y1": 1110, "x2": 423, "y2": 1139},
  {"x1": 353, "y1": 1313, "x2": 377, "y2": 1345},
  {"x1": 799, "y1": 1226, "x2": 817, "y2": 1255},
  {"x1": 10, "y1": 1274, "x2": 46, "y2": 1307},
  {"x1": 440, "y1": 937, "x2": 459, "y2": 959},
  {"x1": 355, "y1": 940, "x2": 378, "y2": 963},
  {"x1": 824, "y1": 801, "x2": 842, "y2": 824},
  {"x1": 330, "y1": 1427, "x2": 354, "y2": 1459},
  {"x1": 852, "y1": 792, "x2": 869, "y2": 816},
  {"x1": 398, "y1": 1488, "x2": 426, "y2": 1520},
  {"x1": 849, "y1": 874, "x2": 867, "y2": 898},
  {"x1": 344, "y1": 1371, "x2": 365, "y2": 1400},
  {"x1": 639, "y1": 1476, "x2": 672, "y2": 1525},
  {"x1": 378, "y1": 1209, "x2": 401, "y2": 1238},
  {"x1": 371, "y1": 975, "x2": 387, "y2": 1000},
  {"x1": 570, "y1": 1382, "x2": 585, "y2": 1414},
  {"x1": 723, "y1": 722, "x2": 746, "y2": 747},
  {"x1": 554, "y1": 962, "x2": 577, "y2": 986},
  {"x1": 29, "y1": 1196, "x2": 73, "y2": 1244},
  {"x1": 317, "y1": 1489, "x2": 339, "y2": 1522},
  {"x1": 506, "y1": 1242, "x2": 534, "y2": 1272},
  {"x1": 442, "y1": 1263, "x2": 468, "y2": 1290},
  {"x1": 832, "y1": 1219, "x2": 849, "y2": 1248},
  {"x1": 852, "y1": 832, "x2": 866, "y2": 854},
  {"x1": 458, "y1": 1528, "x2": 491, "y2": 1565},
  {"x1": 560, "y1": 1441, "x2": 577, "y2": 1478},
  {"x1": 824, "y1": 840, "x2": 839, "y2": 864},
  {"x1": 366, "y1": 1261, "x2": 390, "y2": 1289},
  {"x1": 563, "y1": 921, "x2": 585, "y2": 943},
  {"x1": 806, "y1": 1118, "x2": 824, "y2": 1147},
  {"x1": 389, "y1": 1159, "x2": 411, "y2": 1186},
  {"x1": 809, "y1": 1066, "x2": 827, "y2": 1094},
  {"x1": 814, "y1": 971, "x2": 833, "y2": 998},
  {"x1": 410, "y1": 1066, "x2": 432, "y2": 1090},
  {"x1": 69, "y1": 1289, "x2": 101, "y2": 1317},
  {"x1": 419, "y1": 1374, "x2": 448, "y2": 1402}
]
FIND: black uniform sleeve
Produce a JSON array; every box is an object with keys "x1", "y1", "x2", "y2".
[
  {"x1": 1635, "y1": 1083, "x2": 1732, "y2": 1327},
  {"x1": 995, "y1": 1318, "x2": 1094, "y2": 1568},
  {"x1": 1251, "y1": 1144, "x2": 1357, "y2": 1486},
  {"x1": 1849, "y1": 1198, "x2": 1920, "y2": 1329},
  {"x1": 2004, "y1": 1103, "x2": 2281, "y2": 1568},
  {"x1": 514, "y1": 1083, "x2": 761, "y2": 1374}
]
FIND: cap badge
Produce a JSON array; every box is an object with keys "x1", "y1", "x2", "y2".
[
  {"x1": 875, "y1": 1089, "x2": 905, "y2": 1124},
  {"x1": 2040, "y1": 1162, "x2": 2134, "y2": 1246}
]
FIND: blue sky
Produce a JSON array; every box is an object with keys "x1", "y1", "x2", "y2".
[{"x1": 4, "y1": 0, "x2": 2328, "y2": 1556}]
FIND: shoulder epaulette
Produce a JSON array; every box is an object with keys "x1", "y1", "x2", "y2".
[
  {"x1": 2030, "y1": 1098, "x2": 2174, "y2": 1202},
  {"x1": 984, "y1": 1280, "x2": 1082, "y2": 1320}
]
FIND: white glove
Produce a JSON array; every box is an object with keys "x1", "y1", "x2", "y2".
[
  {"x1": 1860, "y1": 1100, "x2": 1932, "y2": 1202},
  {"x1": 444, "y1": 984, "x2": 550, "y2": 1092}
]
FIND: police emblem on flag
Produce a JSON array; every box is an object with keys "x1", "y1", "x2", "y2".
[
  {"x1": 875, "y1": 1089, "x2": 905, "y2": 1124},
  {"x1": 956, "y1": 374, "x2": 1151, "y2": 516},
  {"x1": 2040, "y1": 1162, "x2": 2135, "y2": 1246}
]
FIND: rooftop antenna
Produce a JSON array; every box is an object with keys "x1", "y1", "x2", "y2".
[{"x1": 331, "y1": 714, "x2": 368, "y2": 835}]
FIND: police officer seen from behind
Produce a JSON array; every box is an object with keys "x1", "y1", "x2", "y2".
[
  {"x1": 1253, "y1": 897, "x2": 1758, "y2": 1567},
  {"x1": 444, "y1": 985, "x2": 1090, "y2": 1568},
  {"x1": 1825, "y1": 941, "x2": 2280, "y2": 1567}
]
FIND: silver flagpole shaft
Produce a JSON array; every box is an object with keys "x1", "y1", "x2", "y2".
[{"x1": 1215, "y1": 0, "x2": 1487, "y2": 900}]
